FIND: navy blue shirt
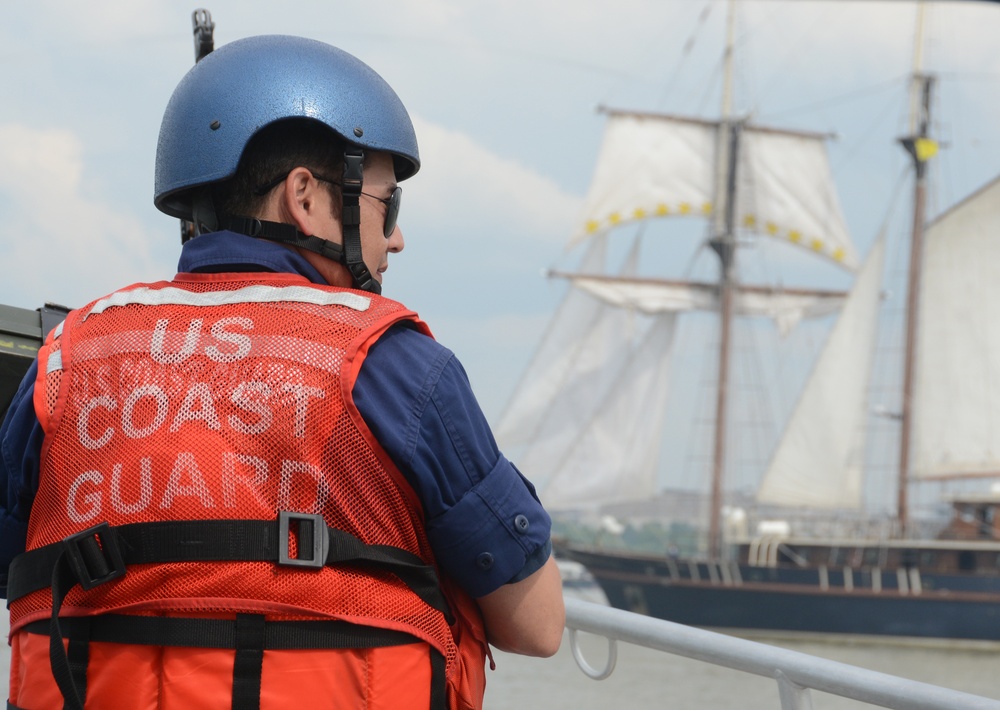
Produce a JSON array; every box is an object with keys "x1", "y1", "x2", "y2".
[{"x1": 0, "y1": 232, "x2": 550, "y2": 598}]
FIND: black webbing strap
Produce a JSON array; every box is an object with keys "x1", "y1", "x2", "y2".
[
  {"x1": 67, "y1": 616, "x2": 91, "y2": 706},
  {"x1": 233, "y1": 614, "x2": 265, "y2": 710},
  {"x1": 8, "y1": 516, "x2": 452, "y2": 621},
  {"x1": 223, "y1": 216, "x2": 347, "y2": 264},
  {"x1": 48, "y1": 548, "x2": 94, "y2": 710},
  {"x1": 430, "y1": 648, "x2": 447, "y2": 710},
  {"x1": 23, "y1": 614, "x2": 423, "y2": 651}
]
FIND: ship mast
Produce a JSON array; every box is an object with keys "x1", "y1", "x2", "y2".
[
  {"x1": 897, "y1": 2, "x2": 935, "y2": 534},
  {"x1": 707, "y1": 0, "x2": 739, "y2": 558}
]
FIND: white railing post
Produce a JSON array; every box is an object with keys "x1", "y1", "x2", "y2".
[{"x1": 775, "y1": 669, "x2": 814, "y2": 710}]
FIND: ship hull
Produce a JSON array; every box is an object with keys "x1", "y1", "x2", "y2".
[{"x1": 564, "y1": 546, "x2": 1000, "y2": 641}]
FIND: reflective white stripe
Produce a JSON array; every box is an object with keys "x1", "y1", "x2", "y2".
[
  {"x1": 85, "y1": 285, "x2": 371, "y2": 318},
  {"x1": 46, "y1": 350, "x2": 63, "y2": 374},
  {"x1": 53, "y1": 321, "x2": 64, "y2": 339}
]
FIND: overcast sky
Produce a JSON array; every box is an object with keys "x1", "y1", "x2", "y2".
[{"x1": 2, "y1": 0, "x2": 998, "y2": 425}]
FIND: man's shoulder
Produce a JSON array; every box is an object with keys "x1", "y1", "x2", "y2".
[
  {"x1": 357, "y1": 323, "x2": 464, "y2": 406},
  {"x1": 371, "y1": 323, "x2": 452, "y2": 364}
]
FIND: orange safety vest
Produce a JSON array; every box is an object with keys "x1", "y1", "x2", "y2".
[{"x1": 6, "y1": 272, "x2": 489, "y2": 710}]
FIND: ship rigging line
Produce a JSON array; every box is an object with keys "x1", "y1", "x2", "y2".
[
  {"x1": 653, "y1": 2, "x2": 715, "y2": 110},
  {"x1": 748, "y1": 3, "x2": 841, "y2": 116},
  {"x1": 763, "y1": 75, "x2": 906, "y2": 123}
]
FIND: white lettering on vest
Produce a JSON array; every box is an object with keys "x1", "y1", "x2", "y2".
[
  {"x1": 69, "y1": 360, "x2": 326, "y2": 448},
  {"x1": 160, "y1": 452, "x2": 215, "y2": 509},
  {"x1": 170, "y1": 383, "x2": 222, "y2": 432},
  {"x1": 278, "y1": 460, "x2": 329, "y2": 513},
  {"x1": 67, "y1": 471, "x2": 103, "y2": 522},
  {"x1": 206, "y1": 317, "x2": 253, "y2": 362},
  {"x1": 281, "y1": 383, "x2": 325, "y2": 437},
  {"x1": 78, "y1": 396, "x2": 116, "y2": 450},
  {"x1": 63, "y1": 454, "x2": 331, "y2": 522},
  {"x1": 151, "y1": 318, "x2": 202, "y2": 364},
  {"x1": 221, "y1": 452, "x2": 269, "y2": 508},
  {"x1": 122, "y1": 385, "x2": 169, "y2": 439},
  {"x1": 110, "y1": 459, "x2": 153, "y2": 514},
  {"x1": 229, "y1": 382, "x2": 273, "y2": 434}
]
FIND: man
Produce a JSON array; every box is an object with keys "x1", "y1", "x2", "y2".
[{"x1": 0, "y1": 35, "x2": 563, "y2": 710}]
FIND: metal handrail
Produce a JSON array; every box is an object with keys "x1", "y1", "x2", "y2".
[{"x1": 564, "y1": 597, "x2": 1000, "y2": 710}]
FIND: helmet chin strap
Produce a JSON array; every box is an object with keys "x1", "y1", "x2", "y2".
[
  {"x1": 222, "y1": 215, "x2": 347, "y2": 262},
  {"x1": 224, "y1": 149, "x2": 382, "y2": 295},
  {"x1": 339, "y1": 151, "x2": 381, "y2": 295}
]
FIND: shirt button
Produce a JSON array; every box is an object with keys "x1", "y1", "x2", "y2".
[
  {"x1": 514, "y1": 514, "x2": 530, "y2": 533},
  {"x1": 476, "y1": 552, "x2": 495, "y2": 571}
]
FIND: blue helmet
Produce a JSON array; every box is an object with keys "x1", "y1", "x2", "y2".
[{"x1": 154, "y1": 34, "x2": 419, "y2": 221}]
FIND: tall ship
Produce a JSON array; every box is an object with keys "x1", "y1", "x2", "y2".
[{"x1": 496, "y1": 1, "x2": 1000, "y2": 641}]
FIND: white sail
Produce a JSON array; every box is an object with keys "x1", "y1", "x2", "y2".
[
  {"x1": 570, "y1": 113, "x2": 716, "y2": 246},
  {"x1": 541, "y1": 312, "x2": 678, "y2": 511},
  {"x1": 570, "y1": 111, "x2": 858, "y2": 270},
  {"x1": 496, "y1": 235, "x2": 679, "y2": 509},
  {"x1": 737, "y1": 127, "x2": 858, "y2": 269},
  {"x1": 494, "y1": 236, "x2": 626, "y2": 450},
  {"x1": 756, "y1": 237, "x2": 886, "y2": 509},
  {"x1": 912, "y1": 176, "x2": 1000, "y2": 478}
]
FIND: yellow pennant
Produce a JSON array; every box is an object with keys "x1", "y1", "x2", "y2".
[{"x1": 915, "y1": 138, "x2": 939, "y2": 163}]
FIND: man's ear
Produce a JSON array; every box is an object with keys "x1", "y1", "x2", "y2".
[{"x1": 280, "y1": 167, "x2": 341, "y2": 241}]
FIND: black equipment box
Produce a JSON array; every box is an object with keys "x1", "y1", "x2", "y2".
[{"x1": 0, "y1": 303, "x2": 69, "y2": 423}]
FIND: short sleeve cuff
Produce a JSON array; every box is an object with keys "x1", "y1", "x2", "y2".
[{"x1": 426, "y1": 455, "x2": 550, "y2": 598}]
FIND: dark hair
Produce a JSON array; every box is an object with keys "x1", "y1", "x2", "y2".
[{"x1": 213, "y1": 118, "x2": 345, "y2": 218}]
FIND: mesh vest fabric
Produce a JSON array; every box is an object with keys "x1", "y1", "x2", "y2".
[{"x1": 12, "y1": 272, "x2": 487, "y2": 708}]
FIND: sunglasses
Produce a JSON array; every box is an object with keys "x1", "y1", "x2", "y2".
[{"x1": 254, "y1": 170, "x2": 402, "y2": 238}]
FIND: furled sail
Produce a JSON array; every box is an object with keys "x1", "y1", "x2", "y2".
[
  {"x1": 570, "y1": 110, "x2": 859, "y2": 270},
  {"x1": 912, "y1": 176, "x2": 1000, "y2": 478},
  {"x1": 756, "y1": 237, "x2": 886, "y2": 509},
  {"x1": 558, "y1": 273, "x2": 845, "y2": 335}
]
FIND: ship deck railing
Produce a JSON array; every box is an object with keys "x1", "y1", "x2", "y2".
[{"x1": 564, "y1": 596, "x2": 1000, "y2": 710}]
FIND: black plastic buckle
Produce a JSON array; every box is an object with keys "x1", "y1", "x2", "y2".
[
  {"x1": 62, "y1": 523, "x2": 126, "y2": 591},
  {"x1": 348, "y1": 262, "x2": 379, "y2": 294},
  {"x1": 226, "y1": 216, "x2": 263, "y2": 237},
  {"x1": 278, "y1": 512, "x2": 329, "y2": 569},
  {"x1": 243, "y1": 217, "x2": 263, "y2": 237},
  {"x1": 341, "y1": 151, "x2": 364, "y2": 196}
]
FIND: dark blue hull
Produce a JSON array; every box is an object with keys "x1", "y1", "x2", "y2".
[{"x1": 565, "y1": 546, "x2": 1000, "y2": 641}]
